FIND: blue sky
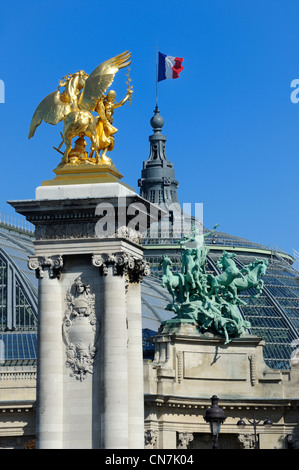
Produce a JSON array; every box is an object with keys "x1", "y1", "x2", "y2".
[{"x1": 0, "y1": 0, "x2": 298, "y2": 257}]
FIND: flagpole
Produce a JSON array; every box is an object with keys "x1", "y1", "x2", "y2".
[{"x1": 156, "y1": 40, "x2": 158, "y2": 109}]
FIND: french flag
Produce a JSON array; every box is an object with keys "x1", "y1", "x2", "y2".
[{"x1": 158, "y1": 52, "x2": 184, "y2": 82}]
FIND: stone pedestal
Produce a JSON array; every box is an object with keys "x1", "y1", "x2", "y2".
[
  {"x1": 9, "y1": 181, "x2": 161, "y2": 449},
  {"x1": 148, "y1": 322, "x2": 283, "y2": 400},
  {"x1": 144, "y1": 322, "x2": 299, "y2": 450}
]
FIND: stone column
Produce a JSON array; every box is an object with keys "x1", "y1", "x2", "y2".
[
  {"x1": 126, "y1": 259, "x2": 150, "y2": 449},
  {"x1": 93, "y1": 253, "x2": 129, "y2": 449},
  {"x1": 28, "y1": 255, "x2": 64, "y2": 449},
  {"x1": 92, "y1": 253, "x2": 149, "y2": 449}
]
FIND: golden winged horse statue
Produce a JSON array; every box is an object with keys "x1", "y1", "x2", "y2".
[{"x1": 28, "y1": 51, "x2": 133, "y2": 165}]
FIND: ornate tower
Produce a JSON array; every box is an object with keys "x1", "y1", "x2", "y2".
[{"x1": 138, "y1": 107, "x2": 179, "y2": 210}]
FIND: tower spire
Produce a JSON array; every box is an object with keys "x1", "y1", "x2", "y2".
[{"x1": 138, "y1": 108, "x2": 179, "y2": 210}]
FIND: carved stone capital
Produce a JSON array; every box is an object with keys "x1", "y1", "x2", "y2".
[
  {"x1": 237, "y1": 433, "x2": 255, "y2": 449},
  {"x1": 177, "y1": 432, "x2": 194, "y2": 449},
  {"x1": 28, "y1": 255, "x2": 63, "y2": 279},
  {"x1": 128, "y1": 258, "x2": 150, "y2": 283},
  {"x1": 287, "y1": 434, "x2": 299, "y2": 449},
  {"x1": 92, "y1": 254, "x2": 112, "y2": 275},
  {"x1": 92, "y1": 253, "x2": 149, "y2": 282},
  {"x1": 144, "y1": 429, "x2": 158, "y2": 448}
]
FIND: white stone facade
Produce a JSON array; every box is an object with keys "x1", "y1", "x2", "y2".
[{"x1": 143, "y1": 322, "x2": 299, "y2": 449}]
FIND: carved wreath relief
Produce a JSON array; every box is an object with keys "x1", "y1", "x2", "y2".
[{"x1": 62, "y1": 276, "x2": 98, "y2": 381}]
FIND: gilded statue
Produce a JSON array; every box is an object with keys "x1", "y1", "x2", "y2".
[{"x1": 28, "y1": 51, "x2": 133, "y2": 166}]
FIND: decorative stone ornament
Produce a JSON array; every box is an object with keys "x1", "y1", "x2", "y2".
[
  {"x1": 62, "y1": 276, "x2": 98, "y2": 381},
  {"x1": 177, "y1": 432, "x2": 194, "y2": 449},
  {"x1": 92, "y1": 252, "x2": 149, "y2": 282},
  {"x1": 237, "y1": 433, "x2": 255, "y2": 449},
  {"x1": 144, "y1": 430, "x2": 158, "y2": 449},
  {"x1": 28, "y1": 255, "x2": 63, "y2": 279}
]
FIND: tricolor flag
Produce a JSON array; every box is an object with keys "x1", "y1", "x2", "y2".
[{"x1": 158, "y1": 52, "x2": 184, "y2": 82}]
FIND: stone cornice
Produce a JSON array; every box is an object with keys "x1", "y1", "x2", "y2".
[
  {"x1": 0, "y1": 401, "x2": 36, "y2": 413},
  {"x1": 8, "y1": 195, "x2": 165, "y2": 229},
  {"x1": 144, "y1": 394, "x2": 299, "y2": 410}
]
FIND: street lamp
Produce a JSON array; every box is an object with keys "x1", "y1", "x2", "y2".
[
  {"x1": 204, "y1": 395, "x2": 226, "y2": 449},
  {"x1": 237, "y1": 415, "x2": 273, "y2": 449}
]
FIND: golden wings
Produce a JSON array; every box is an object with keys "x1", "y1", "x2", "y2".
[{"x1": 28, "y1": 51, "x2": 131, "y2": 139}]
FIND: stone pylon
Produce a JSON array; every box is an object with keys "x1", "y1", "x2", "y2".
[{"x1": 10, "y1": 180, "x2": 162, "y2": 449}]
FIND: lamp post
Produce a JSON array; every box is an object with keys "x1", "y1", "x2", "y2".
[
  {"x1": 237, "y1": 415, "x2": 272, "y2": 449},
  {"x1": 204, "y1": 395, "x2": 226, "y2": 449}
]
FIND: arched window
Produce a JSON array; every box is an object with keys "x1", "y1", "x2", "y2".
[
  {"x1": 0, "y1": 253, "x2": 37, "y2": 331},
  {"x1": 15, "y1": 280, "x2": 37, "y2": 330}
]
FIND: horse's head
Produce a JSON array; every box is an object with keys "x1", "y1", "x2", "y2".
[
  {"x1": 260, "y1": 260, "x2": 268, "y2": 275},
  {"x1": 254, "y1": 258, "x2": 268, "y2": 275},
  {"x1": 217, "y1": 251, "x2": 235, "y2": 267},
  {"x1": 159, "y1": 254, "x2": 172, "y2": 268}
]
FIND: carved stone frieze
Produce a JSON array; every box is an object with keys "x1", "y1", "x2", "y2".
[
  {"x1": 35, "y1": 223, "x2": 143, "y2": 245},
  {"x1": 92, "y1": 252, "x2": 149, "y2": 282},
  {"x1": 35, "y1": 222, "x2": 96, "y2": 241},
  {"x1": 62, "y1": 276, "x2": 99, "y2": 381},
  {"x1": 28, "y1": 255, "x2": 63, "y2": 279},
  {"x1": 248, "y1": 354, "x2": 256, "y2": 386}
]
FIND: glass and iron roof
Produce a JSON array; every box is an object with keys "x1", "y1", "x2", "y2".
[
  {"x1": 0, "y1": 332, "x2": 37, "y2": 365},
  {"x1": 0, "y1": 220, "x2": 37, "y2": 366},
  {"x1": 0, "y1": 218, "x2": 299, "y2": 370},
  {"x1": 142, "y1": 229, "x2": 299, "y2": 369}
]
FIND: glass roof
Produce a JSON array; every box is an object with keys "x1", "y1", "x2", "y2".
[
  {"x1": 0, "y1": 222, "x2": 299, "y2": 370},
  {"x1": 0, "y1": 224, "x2": 37, "y2": 296},
  {"x1": 0, "y1": 332, "x2": 37, "y2": 365},
  {"x1": 141, "y1": 276, "x2": 173, "y2": 331},
  {"x1": 143, "y1": 227, "x2": 292, "y2": 260},
  {"x1": 142, "y1": 244, "x2": 299, "y2": 369}
]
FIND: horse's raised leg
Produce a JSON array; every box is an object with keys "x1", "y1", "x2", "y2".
[
  {"x1": 91, "y1": 138, "x2": 101, "y2": 164},
  {"x1": 100, "y1": 146, "x2": 112, "y2": 165},
  {"x1": 85, "y1": 123, "x2": 101, "y2": 164},
  {"x1": 63, "y1": 136, "x2": 72, "y2": 164},
  {"x1": 251, "y1": 280, "x2": 264, "y2": 298},
  {"x1": 91, "y1": 142, "x2": 101, "y2": 163}
]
